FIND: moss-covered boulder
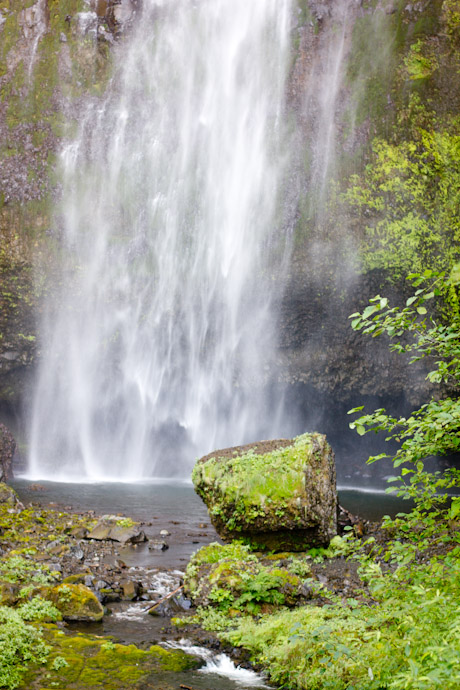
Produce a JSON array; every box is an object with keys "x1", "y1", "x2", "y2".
[
  {"x1": 184, "y1": 542, "x2": 312, "y2": 613},
  {"x1": 192, "y1": 433, "x2": 337, "y2": 550},
  {"x1": 49, "y1": 583, "x2": 104, "y2": 622}
]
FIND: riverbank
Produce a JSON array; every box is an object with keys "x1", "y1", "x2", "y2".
[
  {"x1": 177, "y1": 507, "x2": 460, "y2": 690},
  {"x1": 2, "y1": 478, "x2": 458, "y2": 689},
  {"x1": 0, "y1": 481, "x2": 271, "y2": 690}
]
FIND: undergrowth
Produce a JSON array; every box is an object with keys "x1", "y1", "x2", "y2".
[{"x1": 0, "y1": 598, "x2": 61, "y2": 689}]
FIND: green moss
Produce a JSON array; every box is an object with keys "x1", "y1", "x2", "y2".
[
  {"x1": 49, "y1": 584, "x2": 104, "y2": 622},
  {"x1": 192, "y1": 433, "x2": 335, "y2": 550},
  {"x1": 404, "y1": 39, "x2": 439, "y2": 81},
  {"x1": 192, "y1": 434, "x2": 312, "y2": 533},
  {"x1": 21, "y1": 626, "x2": 202, "y2": 688}
]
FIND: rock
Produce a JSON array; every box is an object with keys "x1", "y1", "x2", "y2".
[
  {"x1": 61, "y1": 574, "x2": 87, "y2": 585},
  {"x1": 0, "y1": 424, "x2": 15, "y2": 481},
  {"x1": 148, "y1": 595, "x2": 190, "y2": 617},
  {"x1": 120, "y1": 579, "x2": 139, "y2": 600},
  {"x1": 86, "y1": 518, "x2": 147, "y2": 544},
  {"x1": 108, "y1": 524, "x2": 147, "y2": 544},
  {"x1": 159, "y1": 529, "x2": 170, "y2": 536},
  {"x1": 192, "y1": 433, "x2": 337, "y2": 550},
  {"x1": 148, "y1": 541, "x2": 169, "y2": 551},
  {"x1": 0, "y1": 581, "x2": 20, "y2": 605},
  {"x1": 0, "y1": 482, "x2": 19, "y2": 506},
  {"x1": 49, "y1": 583, "x2": 104, "y2": 622}
]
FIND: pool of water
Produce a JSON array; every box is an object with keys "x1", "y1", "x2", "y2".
[{"x1": 12, "y1": 478, "x2": 413, "y2": 524}]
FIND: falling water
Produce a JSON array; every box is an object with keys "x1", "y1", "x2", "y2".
[{"x1": 29, "y1": 0, "x2": 293, "y2": 480}]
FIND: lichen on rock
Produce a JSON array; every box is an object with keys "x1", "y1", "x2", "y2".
[{"x1": 192, "y1": 432, "x2": 337, "y2": 551}]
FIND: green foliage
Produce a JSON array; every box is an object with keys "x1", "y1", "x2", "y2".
[
  {"x1": 404, "y1": 39, "x2": 438, "y2": 80},
  {"x1": 0, "y1": 606, "x2": 51, "y2": 689},
  {"x1": 234, "y1": 570, "x2": 286, "y2": 613},
  {"x1": 17, "y1": 596, "x2": 61, "y2": 622},
  {"x1": 225, "y1": 553, "x2": 460, "y2": 690},
  {"x1": 185, "y1": 542, "x2": 307, "y2": 615},
  {"x1": 349, "y1": 270, "x2": 460, "y2": 515},
  {"x1": 51, "y1": 655, "x2": 69, "y2": 671},
  {"x1": 344, "y1": 130, "x2": 460, "y2": 280},
  {"x1": 0, "y1": 555, "x2": 58, "y2": 586},
  {"x1": 115, "y1": 517, "x2": 135, "y2": 528}
]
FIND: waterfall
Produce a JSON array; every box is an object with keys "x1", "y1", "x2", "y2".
[{"x1": 28, "y1": 0, "x2": 293, "y2": 480}]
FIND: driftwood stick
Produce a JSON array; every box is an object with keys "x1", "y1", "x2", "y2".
[{"x1": 144, "y1": 584, "x2": 183, "y2": 613}]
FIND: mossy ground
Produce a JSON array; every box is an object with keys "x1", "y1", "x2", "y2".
[
  {"x1": 20, "y1": 625, "x2": 201, "y2": 690},
  {"x1": 0, "y1": 487, "x2": 203, "y2": 689}
]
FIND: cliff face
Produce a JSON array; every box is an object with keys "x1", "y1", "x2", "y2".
[
  {"x1": 1, "y1": 0, "x2": 459, "y2": 412},
  {"x1": 276, "y1": 0, "x2": 460, "y2": 405},
  {"x1": 0, "y1": 0, "x2": 132, "y2": 407}
]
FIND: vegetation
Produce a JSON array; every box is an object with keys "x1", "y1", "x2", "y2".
[
  {"x1": 0, "y1": 601, "x2": 58, "y2": 690},
  {"x1": 345, "y1": 128, "x2": 460, "y2": 281},
  {"x1": 182, "y1": 270, "x2": 460, "y2": 690}
]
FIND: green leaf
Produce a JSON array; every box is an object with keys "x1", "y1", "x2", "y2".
[
  {"x1": 449, "y1": 262, "x2": 460, "y2": 285},
  {"x1": 362, "y1": 305, "x2": 379, "y2": 319},
  {"x1": 417, "y1": 306, "x2": 427, "y2": 315}
]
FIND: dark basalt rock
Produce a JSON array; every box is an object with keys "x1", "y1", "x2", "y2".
[{"x1": 0, "y1": 424, "x2": 15, "y2": 482}]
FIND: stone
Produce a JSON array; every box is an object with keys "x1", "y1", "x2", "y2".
[
  {"x1": 120, "y1": 579, "x2": 139, "y2": 600},
  {"x1": 192, "y1": 433, "x2": 337, "y2": 550},
  {"x1": 148, "y1": 541, "x2": 169, "y2": 551},
  {"x1": 0, "y1": 424, "x2": 15, "y2": 481},
  {"x1": 0, "y1": 482, "x2": 19, "y2": 506},
  {"x1": 72, "y1": 11, "x2": 98, "y2": 38},
  {"x1": 0, "y1": 581, "x2": 20, "y2": 606},
  {"x1": 148, "y1": 595, "x2": 189, "y2": 617},
  {"x1": 86, "y1": 518, "x2": 147, "y2": 544},
  {"x1": 49, "y1": 583, "x2": 104, "y2": 622}
]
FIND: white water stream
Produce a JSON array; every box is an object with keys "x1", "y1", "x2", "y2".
[{"x1": 29, "y1": 0, "x2": 294, "y2": 480}]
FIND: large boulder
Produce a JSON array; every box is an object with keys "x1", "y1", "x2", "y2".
[
  {"x1": 0, "y1": 424, "x2": 15, "y2": 481},
  {"x1": 192, "y1": 433, "x2": 337, "y2": 551}
]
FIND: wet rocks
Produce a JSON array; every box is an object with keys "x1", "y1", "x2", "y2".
[
  {"x1": 192, "y1": 433, "x2": 337, "y2": 550},
  {"x1": 0, "y1": 425, "x2": 16, "y2": 481},
  {"x1": 148, "y1": 540, "x2": 169, "y2": 551}
]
